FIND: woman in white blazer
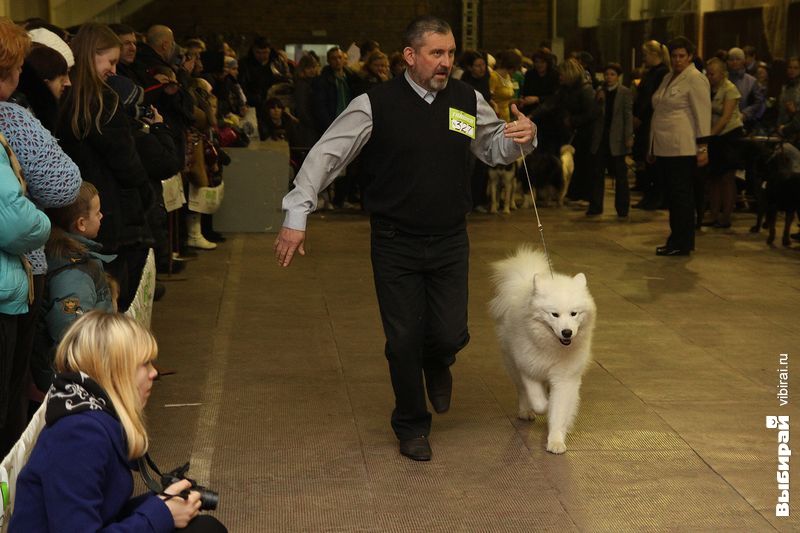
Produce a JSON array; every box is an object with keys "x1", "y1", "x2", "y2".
[{"x1": 649, "y1": 36, "x2": 711, "y2": 256}]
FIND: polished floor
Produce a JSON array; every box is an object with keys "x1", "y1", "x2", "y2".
[{"x1": 147, "y1": 194, "x2": 799, "y2": 532}]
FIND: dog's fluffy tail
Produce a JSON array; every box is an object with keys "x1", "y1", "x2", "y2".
[{"x1": 489, "y1": 246, "x2": 550, "y2": 321}]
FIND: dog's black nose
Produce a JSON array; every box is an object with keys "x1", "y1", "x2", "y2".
[{"x1": 561, "y1": 329, "x2": 572, "y2": 338}]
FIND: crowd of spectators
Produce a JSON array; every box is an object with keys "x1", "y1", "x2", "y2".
[
  {"x1": 446, "y1": 38, "x2": 800, "y2": 255},
  {"x1": 1, "y1": 11, "x2": 800, "y2": 529},
  {"x1": 0, "y1": 15, "x2": 243, "y2": 531}
]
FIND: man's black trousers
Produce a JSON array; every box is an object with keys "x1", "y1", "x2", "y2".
[{"x1": 370, "y1": 218, "x2": 470, "y2": 441}]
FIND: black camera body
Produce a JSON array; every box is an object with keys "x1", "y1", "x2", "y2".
[{"x1": 161, "y1": 463, "x2": 219, "y2": 511}]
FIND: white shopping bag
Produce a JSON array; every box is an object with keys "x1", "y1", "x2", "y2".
[
  {"x1": 188, "y1": 182, "x2": 225, "y2": 214},
  {"x1": 161, "y1": 174, "x2": 186, "y2": 212}
]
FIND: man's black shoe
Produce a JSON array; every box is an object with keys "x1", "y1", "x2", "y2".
[
  {"x1": 399, "y1": 436, "x2": 431, "y2": 461},
  {"x1": 655, "y1": 246, "x2": 690, "y2": 256},
  {"x1": 424, "y1": 366, "x2": 452, "y2": 414}
]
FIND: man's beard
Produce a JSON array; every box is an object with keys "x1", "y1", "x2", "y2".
[
  {"x1": 409, "y1": 67, "x2": 450, "y2": 91},
  {"x1": 429, "y1": 76, "x2": 449, "y2": 91}
]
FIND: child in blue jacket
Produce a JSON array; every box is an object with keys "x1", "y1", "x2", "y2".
[{"x1": 30, "y1": 182, "x2": 115, "y2": 393}]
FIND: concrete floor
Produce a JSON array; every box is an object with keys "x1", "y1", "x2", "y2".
[{"x1": 147, "y1": 195, "x2": 799, "y2": 532}]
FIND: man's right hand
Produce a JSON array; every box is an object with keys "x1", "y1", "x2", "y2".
[{"x1": 274, "y1": 227, "x2": 306, "y2": 267}]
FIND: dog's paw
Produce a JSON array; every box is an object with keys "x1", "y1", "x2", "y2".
[
  {"x1": 517, "y1": 409, "x2": 536, "y2": 421},
  {"x1": 546, "y1": 440, "x2": 567, "y2": 454}
]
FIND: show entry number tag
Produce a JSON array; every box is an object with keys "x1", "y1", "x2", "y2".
[{"x1": 449, "y1": 108, "x2": 476, "y2": 139}]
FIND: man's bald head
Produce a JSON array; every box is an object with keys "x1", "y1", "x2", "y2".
[{"x1": 146, "y1": 25, "x2": 175, "y2": 62}]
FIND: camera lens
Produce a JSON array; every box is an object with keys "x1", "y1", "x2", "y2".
[{"x1": 199, "y1": 489, "x2": 219, "y2": 511}]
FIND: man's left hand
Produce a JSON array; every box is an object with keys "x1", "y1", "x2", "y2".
[{"x1": 505, "y1": 104, "x2": 536, "y2": 145}]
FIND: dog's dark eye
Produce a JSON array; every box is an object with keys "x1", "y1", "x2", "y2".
[
  {"x1": 551, "y1": 312, "x2": 559, "y2": 318},
  {"x1": 571, "y1": 312, "x2": 577, "y2": 316}
]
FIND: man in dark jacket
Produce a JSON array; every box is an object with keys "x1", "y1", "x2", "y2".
[
  {"x1": 123, "y1": 25, "x2": 194, "y2": 169},
  {"x1": 312, "y1": 47, "x2": 360, "y2": 205},
  {"x1": 108, "y1": 24, "x2": 138, "y2": 82},
  {"x1": 311, "y1": 47, "x2": 359, "y2": 135},
  {"x1": 120, "y1": 24, "x2": 195, "y2": 259},
  {"x1": 239, "y1": 37, "x2": 275, "y2": 140},
  {"x1": 122, "y1": 25, "x2": 174, "y2": 89}
]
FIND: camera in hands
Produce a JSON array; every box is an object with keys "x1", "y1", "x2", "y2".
[{"x1": 160, "y1": 462, "x2": 219, "y2": 511}]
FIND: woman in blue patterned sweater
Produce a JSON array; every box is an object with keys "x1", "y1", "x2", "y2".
[{"x1": 0, "y1": 17, "x2": 80, "y2": 457}]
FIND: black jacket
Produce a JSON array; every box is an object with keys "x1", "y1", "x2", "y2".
[
  {"x1": 460, "y1": 72, "x2": 491, "y2": 105},
  {"x1": 125, "y1": 43, "x2": 194, "y2": 169},
  {"x1": 126, "y1": 42, "x2": 171, "y2": 92},
  {"x1": 57, "y1": 91, "x2": 154, "y2": 252},
  {"x1": 238, "y1": 54, "x2": 275, "y2": 107},
  {"x1": 634, "y1": 63, "x2": 669, "y2": 123},
  {"x1": 290, "y1": 77, "x2": 319, "y2": 151},
  {"x1": 311, "y1": 65, "x2": 359, "y2": 135},
  {"x1": 133, "y1": 121, "x2": 180, "y2": 183},
  {"x1": 520, "y1": 69, "x2": 560, "y2": 115},
  {"x1": 532, "y1": 80, "x2": 600, "y2": 146}
]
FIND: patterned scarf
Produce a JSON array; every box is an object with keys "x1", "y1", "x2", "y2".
[{"x1": 45, "y1": 371, "x2": 118, "y2": 426}]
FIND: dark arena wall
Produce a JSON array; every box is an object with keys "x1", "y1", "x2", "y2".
[{"x1": 123, "y1": 0, "x2": 550, "y2": 55}]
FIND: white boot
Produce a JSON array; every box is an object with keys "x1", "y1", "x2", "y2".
[{"x1": 187, "y1": 213, "x2": 217, "y2": 250}]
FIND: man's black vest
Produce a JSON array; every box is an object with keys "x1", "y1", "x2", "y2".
[{"x1": 360, "y1": 75, "x2": 477, "y2": 233}]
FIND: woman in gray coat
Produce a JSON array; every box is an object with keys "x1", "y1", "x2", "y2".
[
  {"x1": 649, "y1": 36, "x2": 711, "y2": 256},
  {"x1": 588, "y1": 63, "x2": 633, "y2": 217}
]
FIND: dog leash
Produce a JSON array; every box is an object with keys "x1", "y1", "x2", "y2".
[{"x1": 518, "y1": 144, "x2": 554, "y2": 279}]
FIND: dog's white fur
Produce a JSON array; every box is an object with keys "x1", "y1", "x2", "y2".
[
  {"x1": 488, "y1": 160, "x2": 520, "y2": 214},
  {"x1": 489, "y1": 247, "x2": 596, "y2": 454},
  {"x1": 559, "y1": 145, "x2": 575, "y2": 207}
]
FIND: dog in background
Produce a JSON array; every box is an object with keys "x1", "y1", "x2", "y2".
[
  {"x1": 559, "y1": 145, "x2": 575, "y2": 206},
  {"x1": 749, "y1": 142, "x2": 800, "y2": 246},
  {"x1": 488, "y1": 159, "x2": 520, "y2": 214},
  {"x1": 489, "y1": 246, "x2": 596, "y2": 454},
  {"x1": 764, "y1": 143, "x2": 800, "y2": 246},
  {"x1": 518, "y1": 144, "x2": 575, "y2": 209},
  {"x1": 523, "y1": 150, "x2": 562, "y2": 208}
]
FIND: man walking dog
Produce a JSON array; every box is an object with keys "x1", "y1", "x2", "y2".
[{"x1": 274, "y1": 16, "x2": 536, "y2": 461}]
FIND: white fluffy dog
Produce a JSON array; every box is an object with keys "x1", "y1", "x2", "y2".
[{"x1": 489, "y1": 247, "x2": 596, "y2": 454}]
